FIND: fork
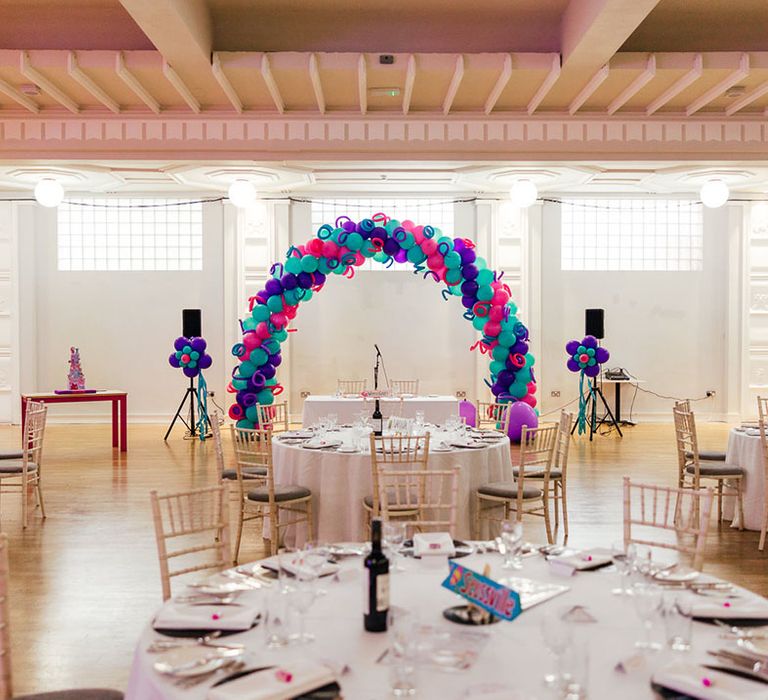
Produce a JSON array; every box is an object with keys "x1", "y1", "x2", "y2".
[{"x1": 174, "y1": 659, "x2": 246, "y2": 689}]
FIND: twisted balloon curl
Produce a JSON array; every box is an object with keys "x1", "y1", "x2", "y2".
[{"x1": 229, "y1": 215, "x2": 538, "y2": 427}]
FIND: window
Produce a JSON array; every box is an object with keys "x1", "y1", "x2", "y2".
[
  {"x1": 57, "y1": 198, "x2": 203, "y2": 271},
  {"x1": 310, "y1": 198, "x2": 455, "y2": 270},
  {"x1": 560, "y1": 199, "x2": 703, "y2": 272}
]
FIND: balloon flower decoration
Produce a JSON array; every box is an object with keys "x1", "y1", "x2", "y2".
[
  {"x1": 229, "y1": 214, "x2": 538, "y2": 439},
  {"x1": 167, "y1": 336, "x2": 213, "y2": 440},
  {"x1": 566, "y1": 335, "x2": 610, "y2": 435}
]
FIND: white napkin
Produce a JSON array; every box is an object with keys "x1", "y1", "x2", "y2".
[
  {"x1": 547, "y1": 548, "x2": 613, "y2": 572},
  {"x1": 652, "y1": 661, "x2": 768, "y2": 699},
  {"x1": 259, "y1": 556, "x2": 339, "y2": 578},
  {"x1": 413, "y1": 532, "x2": 455, "y2": 557},
  {"x1": 207, "y1": 660, "x2": 336, "y2": 700},
  {"x1": 692, "y1": 598, "x2": 768, "y2": 620},
  {"x1": 154, "y1": 599, "x2": 260, "y2": 631}
]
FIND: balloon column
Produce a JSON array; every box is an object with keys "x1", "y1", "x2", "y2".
[
  {"x1": 168, "y1": 336, "x2": 213, "y2": 440},
  {"x1": 229, "y1": 214, "x2": 537, "y2": 432},
  {"x1": 565, "y1": 335, "x2": 609, "y2": 435}
]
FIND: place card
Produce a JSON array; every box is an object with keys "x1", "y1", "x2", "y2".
[{"x1": 441, "y1": 561, "x2": 521, "y2": 621}]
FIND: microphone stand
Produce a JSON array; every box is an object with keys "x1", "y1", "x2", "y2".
[{"x1": 374, "y1": 344, "x2": 390, "y2": 394}]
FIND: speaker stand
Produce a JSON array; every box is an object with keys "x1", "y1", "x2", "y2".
[
  {"x1": 570, "y1": 377, "x2": 623, "y2": 441},
  {"x1": 164, "y1": 376, "x2": 211, "y2": 441}
]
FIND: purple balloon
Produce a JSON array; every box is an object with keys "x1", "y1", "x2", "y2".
[
  {"x1": 459, "y1": 400, "x2": 476, "y2": 428},
  {"x1": 460, "y1": 248, "x2": 476, "y2": 265},
  {"x1": 198, "y1": 354, "x2": 212, "y2": 369},
  {"x1": 371, "y1": 226, "x2": 387, "y2": 241},
  {"x1": 313, "y1": 272, "x2": 326, "y2": 286},
  {"x1": 394, "y1": 248, "x2": 408, "y2": 263},
  {"x1": 260, "y1": 363, "x2": 276, "y2": 380},
  {"x1": 297, "y1": 272, "x2": 313, "y2": 289},
  {"x1": 265, "y1": 278, "x2": 283, "y2": 296},
  {"x1": 511, "y1": 341, "x2": 529, "y2": 355},
  {"x1": 383, "y1": 238, "x2": 400, "y2": 257},
  {"x1": 506, "y1": 401, "x2": 539, "y2": 443},
  {"x1": 461, "y1": 280, "x2": 479, "y2": 297},
  {"x1": 269, "y1": 353, "x2": 282, "y2": 367},
  {"x1": 452, "y1": 238, "x2": 466, "y2": 252},
  {"x1": 169, "y1": 353, "x2": 181, "y2": 368},
  {"x1": 462, "y1": 264, "x2": 479, "y2": 281},
  {"x1": 281, "y1": 273, "x2": 298, "y2": 290},
  {"x1": 491, "y1": 382, "x2": 504, "y2": 397},
  {"x1": 174, "y1": 336, "x2": 187, "y2": 351},
  {"x1": 595, "y1": 347, "x2": 610, "y2": 364},
  {"x1": 183, "y1": 366, "x2": 198, "y2": 378},
  {"x1": 342, "y1": 220, "x2": 356, "y2": 232},
  {"x1": 584, "y1": 364, "x2": 600, "y2": 378},
  {"x1": 190, "y1": 337, "x2": 207, "y2": 353},
  {"x1": 583, "y1": 335, "x2": 598, "y2": 349},
  {"x1": 567, "y1": 358, "x2": 581, "y2": 373},
  {"x1": 249, "y1": 372, "x2": 266, "y2": 390},
  {"x1": 497, "y1": 370, "x2": 515, "y2": 388},
  {"x1": 565, "y1": 340, "x2": 580, "y2": 355},
  {"x1": 461, "y1": 295, "x2": 475, "y2": 309}
]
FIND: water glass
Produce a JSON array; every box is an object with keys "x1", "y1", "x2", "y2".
[
  {"x1": 539, "y1": 611, "x2": 573, "y2": 687},
  {"x1": 414, "y1": 410, "x2": 425, "y2": 431},
  {"x1": 662, "y1": 593, "x2": 693, "y2": 652},
  {"x1": 610, "y1": 541, "x2": 636, "y2": 596},
  {"x1": 388, "y1": 610, "x2": 419, "y2": 697},
  {"x1": 287, "y1": 567, "x2": 318, "y2": 644},
  {"x1": 303, "y1": 541, "x2": 330, "y2": 595},
  {"x1": 264, "y1": 586, "x2": 292, "y2": 648},
  {"x1": 500, "y1": 520, "x2": 523, "y2": 570},
  {"x1": 632, "y1": 583, "x2": 663, "y2": 651},
  {"x1": 383, "y1": 521, "x2": 407, "y2": 572},
  {"x1": 560, "y1": 642, "x2": 590, "y2": 699},
  {"x1": 328, "y1": 413, "x2": 338, "y2": 430}
]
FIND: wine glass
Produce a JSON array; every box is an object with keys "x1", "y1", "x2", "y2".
[
  {"x1": 286, "y1": 562, "x2": 318, "y2": 645},
  {"x1": 632, "y1": 582, "x2": 663, "y2": 651},
  {"x1": 499, "y1": 520, "x2": 523, "y2": 570},
  {"x1": 539, "y1": 611, "x2": 573, "y2": 687},
  {"x1": 383, "y1": 521, "x2": 407, "y2": 572},
  {"x1": 303, "y1": 540, "x2": 330, "y2": 596},
  {"x1": 327, "y1": 413, "x2": 338, "y2": 430},
  {"x1": 388, "y1": 610, "x2": 419, "y2": 697},
  {"x1": 611, "y1": 541, "x2": 637, "y2": 596}
]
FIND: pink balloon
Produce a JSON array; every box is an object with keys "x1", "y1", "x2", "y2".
[
  {"x1": 322, "y1": 240, "x2": 340, "y2": 258},
  {"x1": 521, "y1": 394, "x2": 537, "y2": 408},
  {"x1": 401, "y1": 219, "x2": 415, "y2": 232},
  {"x1": 284, "y1": 305, "x2": 297, "y2": 320},
  {"x1": 421, "y1": 238, "x2": 438, "y2": 255},
  {"x1": 488, "y1": 306, "x2": 504, "y2": 322},
  {"x1": 243, "y1": 333, "x2": 261, "y2": 350},
  {"x1": 353, "y1": 252, "x2": 365, "y2": 266},
  {"x1": 492, "y1": 290, "x2": 510, "y2": 306},
  {"x1": 527, "y1": 382, "x2": 537, "y2": 395},
  {"x1": 484, "y1": 321, "x2": 501, "y2": 337},
  {"x1": 270, "y1": 313, "x2": 287, "y2": 328},
  {"x1": 412, "y1": 226, "x2": 424, "y2": 244},
  {"x1": 427, "y1": 253, "x2": 443, "y2": 270},
  {"x1": 256, "y1": 322, "x2": 272, "y2": 339},
  {"x1": 306, "y1": 238, "x2": 324, "y2": 256}
]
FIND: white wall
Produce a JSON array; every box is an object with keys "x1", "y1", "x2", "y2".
[
  {"x1": 15, "y1": 201, "x2": 230, "y2": 422},
  {"x1": 536, "y1": 201, "x2": 733, "y2": 421}
]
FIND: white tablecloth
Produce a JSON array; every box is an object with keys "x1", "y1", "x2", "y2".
[
  {"x1": 126, "y1": 550, "x2": 768, "y2": 700},
  {"x1": 301, "y1": 395, "x2": 459, "y2": 428},
  {"x1": 724, "y1": 428, "x2": 766, "y2": 530},
  {"x1": 272, "y1": 429, "x2": 512, "y2": 543}
]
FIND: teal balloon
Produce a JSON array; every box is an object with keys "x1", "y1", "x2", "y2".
[
  {"x1": 256, "y1": 389, "x2": 275, "y2": 406},
  {"x1": 472, "y1": 315, "x2": 486, "y2": 331},
  {"x1": 267, "y1": 295, "x2": 284, "y2": 313},
  {"x1": 444, "y1": 251, "x2": 462, "y2": 269},
  {"x1": 188, "y1": 360, "x2": 197, "y2": 369},
  {"x1": 264, "y1": 377, "x2": 277, "y2": 387},
  {"x1": 516, "y1": 368, "x2": 531, "y2": 384},
  {"x1": 242, "y1": 317, "x2": 257, "y2": 331},
  {"x1": 399, "y1": 233, "x2": 415, "y2": 250},
  {"x1": 239, "y1": 360, "x2": 256, "y2": 378},
  {"x1": 303, "y1": 289, "x2": 314, "y2": 302},
  {"x1": 525, "y1": 353, "x2": 536, "y2": 367},
  {"x1": 476, "y1": 269, "x2": 494, "y2": 286},
  {"x1": 500, "y1": 315, "x2": 518, "y2": 331},
  {"x1": 300, "y1": 255, "x2": 318, "y2": 273},
  {"x1": 492, "y1": 344, "x2": 508, "y2": 362},
  {"x1": 249, "y1": 348, "x2": 268, "y2": 367},
  {"x1": 361, "y1": 242, "x2": 378, "y2": 258},
  {"x1": 232, "y1": 378, "x2": 248, "y2": 390},
  {"x1": 445, "y1": 268, "x2": 463, "y2": 285},
  {"x1": 175, "y1": 351, "x2": 182, "y2": 359},
  {"x1": 498, "y1": 331, "x2": 516, "y2": 347},
  {"x1": 190, "y1": 351, "x2": 200, "y2": 360},
  {"x1": 283, "y1": 289, "x2": 298, "y2": 306},
  {"x1": 345, "y1": 232, "x2": 363, "y2": 251},
  {"x1": 317, "y1": 257, "x2": 332, "y2": 274},
  {"x1": 236, "y1": 419, "x2": 253, "y2": 429},
  {"x1": 183, "y1": 345, "x2": 191, "y2": 354},
  {"x1": 252, "y1": 305, "x2": 270, "y2": 322},
  {"x1": 489, "y1": 360, "x2": 505, "y2": 376},
  {"x1": 245, "y1": 405, "x2": 259, "y2": 422},
  {"x1": 407, "y1": 246, "x2": 427, "y2": 264},
  {"x1": 285, "y1": 257, "x2": 302, "y2": 275},
  {"x1": 262, "y1": 339, "x2": 280, "y2": 354},
  {"x1": 437, "y1": 236, "x2": 453, "y2": 248},
  {"x1": 577, "y1": 345, "x2": 586, "y2": 354},
  {"x1": 475, "y1": 257, "x2": 488, "y2": 270},
  {"x1": 273, "y1": 329, "x2": 288, "y2": 342},
  {"x1": 508, "y1": 302, "x2": 518, "y2": 315},
  {"x1": 586, "y1": 348, "x2": 595, "y2": 357},
  {"x1": 477, "y1": 285, "x2": 494, "y2": 301},
  {"x1": 373, "y1": 251, "x2": 389, "y2": 264},
  {"x1": 509, "y1": 382, "x2": 527, "y2": 399},
  {"x1": 449, "y1": 283, "x2": 463, "y2": 296}
]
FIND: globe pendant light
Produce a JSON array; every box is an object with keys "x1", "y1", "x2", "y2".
[
  {"x1": 228, "y1": 179, "x2": 257, "y2": 208},
  {"x1": 510, "y1": 179, "x2": 538, "y2": 208},
  {"x1": 34, "y1": 178, "x2": 64, "y2": 208}
]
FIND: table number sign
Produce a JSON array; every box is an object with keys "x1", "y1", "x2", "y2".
[{"x1": 441, "y1": 561, "x2": 521, "y2": 621}]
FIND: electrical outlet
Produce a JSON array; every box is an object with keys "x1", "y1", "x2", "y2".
[
  {"x1": 456, "y1": 390, "x2": 467, "y2": 399},
  {"x1": 550, "y1": 390, "x2": 561, "y2": 398},
  {"x1": 706, "y1": 390, "x2": 716, "y2": 398},
  {"x1": 300, "y1": 390, "x2": 311, "y2": 399}
]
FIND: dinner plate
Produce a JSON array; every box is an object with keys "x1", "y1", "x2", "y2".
[
  {"x1": 336, "y1": 446, "x2": 358, "y2": 453},
  {"x1": 738, "y1": 637, "x2": 768, "y2": 656},
  {"x1": 654, "y1": 567, "x2": 700, "y2": 583},
  {"x1": 302, "y1": 440, "x2": 341, "y2": 450},
  {"x1": 153, "y1": 646, "x2": 243, "y2": 677},
  {"x1": 431, "y1": 446, "x2": 454, "y2": 452}
]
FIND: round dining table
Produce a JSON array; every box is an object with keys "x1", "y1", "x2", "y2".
[
  {"x1": 723, "y1": 427, "x2": 765, "y2": 531},
  {"x1": 125, "y1": 548, "x2": 768, "y2": 699},
  {"x1": 271, "y1": 428, "x2": 513, "y2": 544}
]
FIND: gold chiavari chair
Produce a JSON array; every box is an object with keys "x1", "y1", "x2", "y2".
[
  {"x1": 673, "y1": 405, "x2": 744, "y2": 527},
  {"x1": 475, "y1": 401, "x2": 512, "y2": 434},
  {"x1": 0, "y1": 399, "x2": 47, "y2": 528},
  {"x1": 363, "y1": 433, "x2": 430, "y2": 534},
  {"x1": 674, "y1": 399, "x2": 726, "y2": 462},
  {"x1": 0, "y1": 533, "x2": 124, "y2": 699},
  {"x1": 513, "y1": 411, "x2": 573, "y2": 539},
  {"x1": 257, "y1": 401, "x2": 290, "y2": 433},
  {"x1": 378, "y1": 466, "x2": 460, "y2": 538},
  {"x1": 758, "y1": 420, "x2": 768, "y2": 551},
  {"x1": 390, "y1": 380, "x2": 419, "y2": 396},
  {"x1": 475, "y1": 424, "x2": 559, "y2": 543},
  {"x1": 150, "y1": 486, "x2": 231, "y2": 602},
  {"x1": 337, "y1": 379, "x2": 367, "y2": 395},
  {"x1": 623, "y1": 477, "x2": 714, "y2": 572},
  {"x1": 231, "y1": 427, "x2": 313, "y2": 561},
  {"x1": 210, "y1": 414, "x2": 266, "y2": 498}
]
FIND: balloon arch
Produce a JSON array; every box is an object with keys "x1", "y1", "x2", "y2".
[{"x1": 227, "y1": 214, "x2": 538, "y2": 427}]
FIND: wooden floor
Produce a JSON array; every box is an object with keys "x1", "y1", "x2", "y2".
[{"x1": 0, "y1": 420, "x2": 764, "y2": 694}]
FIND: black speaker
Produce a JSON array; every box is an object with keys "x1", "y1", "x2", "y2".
[
  {"x1": 585, "y1": 308, "x2": 604, "y2": 339},
  {"x1": 182, "y1": 309, "x2": 202, "y2": 338}
]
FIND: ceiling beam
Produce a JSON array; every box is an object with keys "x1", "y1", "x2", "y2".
[
  {"x1": 402, "y1": 54, "x2": 415, "y2": 115},
  {"x1": 568, "y1": 64, "x2": 609, "y2": 114},
  {"x1": 115, "y1": 52, "x2": 160, "y2": 114},
  {"x1": 67, "y1": 51, "x2": 120, "y2": 113},
  {"x1": 118, "y1": 0, "x2": 213, "y2": 90},
  {"x1": 0, "y1": 76, "x2": 39, "y2": 113},
  {"x1": 528, "y1": 54, "x2": 561, "y2": 115},
  {"x1": 20, "y1": 51, "x2": 79, "y2": 113},
  {"x1": 358, "y1": 54, "x2": 367, "y2": 116},
  {"x1": 728, "y1": 79, "x2": 768, "y2": 116},
  {"x1": 646, "y1": 53, "x2": 702, "y2": 115},
  {"x1": 162, "y1": 60, "x2": 200, "y2": 113},
  {"x1": 484, "y1": 54, "x2": 512, "y2": 115},
  {"x1": 607, "y1": 54, "x2": 655, "y2": 115},
  {"x1": 686, "y1": 52, "x2": 749, "y2": 116},
  {"x1": 260, "y1": 54, "x2": 284, "y2": 114},
  {"x1": 211, "y1": 53, "x2": 243, "y2": 114},
  {"x1": 308, "y1": 53, "x2": 325, "y2": 115},
  {"x1": 442, "y1": 55, "x2": 465, "y2": 115}
]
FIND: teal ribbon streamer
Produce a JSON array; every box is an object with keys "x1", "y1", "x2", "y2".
[
  {"x1": 196, "y1": 373, "x2": 210, "y2": 441},
  {"x1": 577, "y1": 371, "x2": 588, "y2": 435}
]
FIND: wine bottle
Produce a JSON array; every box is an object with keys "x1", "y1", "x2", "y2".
[
  {"x1": 364, "y1": 518, "x2": 389, "y2": 632},
  {"x1": 372, "y1": 399, "x2": 383, "y2": 437}
]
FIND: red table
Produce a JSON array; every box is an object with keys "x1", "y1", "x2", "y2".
[{"x1": 21, "y1": 391, "x2": 128, "y2": 452}]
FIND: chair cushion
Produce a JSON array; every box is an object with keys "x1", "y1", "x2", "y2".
[
  {"x1": 478, "y1": 482, "x2": 543, "y2": 500},
  {"x1": 221, "y1": 467, "x2": 267, "y2": 480},
  {"x1": 247, "y1": 485, "x2": 311, "y2": 502},
  {"x1": 16, "y1": 691, "x2": 123, "y2": 700},
  {"x1": 686, "y1": 462, "x2": 744, "y2": 477},
  {"x1": 362, "y1": 494, "x2": 419, "y2": 509},
  {"x1": 512, "y1": 468, "x2": 562, "y2": 480},
  {"x1": 685, "y1": 450, "x2": 726, "y2": 462},
  {"x1": 0, "y1": 460, "x2": 37, "y2": 474},
  {"x1": 0, "y1": 450, "x2": 23, "y2": 460}
]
